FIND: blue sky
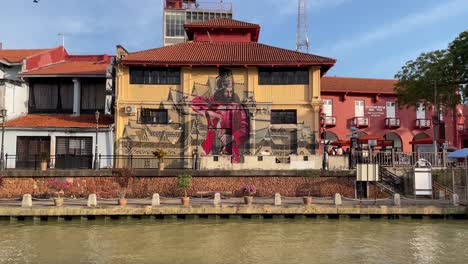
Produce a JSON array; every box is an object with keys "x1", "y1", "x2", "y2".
[{"x1": 1, "y1": 0, "x2": 467, "y2": 79}]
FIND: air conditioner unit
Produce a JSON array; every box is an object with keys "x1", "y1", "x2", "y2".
[{"x1": 124, "y1": 105, "x2": 137, "y2": 115}]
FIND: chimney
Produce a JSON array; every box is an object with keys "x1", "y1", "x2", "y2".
[{"x1": 0, "y1": 42, "x2": 3, "y2": 50}]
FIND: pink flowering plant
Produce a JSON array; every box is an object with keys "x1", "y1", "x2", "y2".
[
  {"x1": 47, "y1": 178, "x2": 72, "y2": 198},
  {"x1": 242, "y1": 183, "x2": 257, "y2": 196}
]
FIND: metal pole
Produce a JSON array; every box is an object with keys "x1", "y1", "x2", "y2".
[
  {"x1": 433, "y1": 80, "x2": 438, "y2": 165},
  {"x1": 195, "y1": 115, "x2": 200, "y2": 170},
  {"x1": 0, "y1": 115, "x2": 5, "y2": 170},
  {"x1": 94, "y1": 111, "x2": 99, "y2": 170}
]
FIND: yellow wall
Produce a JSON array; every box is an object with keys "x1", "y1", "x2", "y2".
[{"x1": 115, "y1": 64, "x2": 323, "y2": 155}]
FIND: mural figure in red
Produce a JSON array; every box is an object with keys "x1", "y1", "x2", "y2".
[{"x1": 192, "y1": 69, "x2": 250, "y2": 163}]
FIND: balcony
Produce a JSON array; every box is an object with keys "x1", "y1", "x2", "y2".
[
  {"x1": 353, "y1": 117, "x2": 369, "y2": 128},
  {"x1": 385, "y1": 118, "x2": 401, "y2": 128},
  {"x1": 321, "y1": 116, "x2": 336, "y2": 127},
  {"x1": 416, "y1": 119, "x2": 431, "y2": 129}
]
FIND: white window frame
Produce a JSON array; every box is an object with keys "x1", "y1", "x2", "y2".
[{"x1": 355, "y1": 100, "x2": 365, "y2": 117}]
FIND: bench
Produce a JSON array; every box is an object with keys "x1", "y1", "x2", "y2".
[{"x1": 196, "y1": 191, "x2": 233, "y2": 199}]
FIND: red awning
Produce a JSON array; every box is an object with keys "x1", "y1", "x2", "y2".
[
  {"x1": 330, "y1": 140, "x2": 350, "y2": 146},
  {"x1": 409, "y1": 137, "x2": 445, "y2": 145},
  {"x1": 358, "y1": 135, "x2": 385, "y2": 143}
]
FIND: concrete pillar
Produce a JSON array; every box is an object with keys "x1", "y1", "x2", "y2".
[
  {"x1": 333, "y1": 193, "x2": 342, "y2": 206},
  {"x1": 21, "y1": 194, "x2": 32, "y2": 208},
  {"x1": 213, "y1": 193, "x2": 221, "y2": 206},
  {"x1": 152, "y1": 193, "x2": 160, "y2": 206},
  {"x1": 72, "y1": 78, "x2": 81, "y2": 116},
  {"x1": 393, "y1": 194, "x2": 401, "y2": 206},
  {"x1": 274, "y1": 193, "x2": 282, "y2": 206},
  {"x1": 452, "y1": 194, "x2": 459, "y2": 206},
  {"x1": 87, "y1": 194, "x2": 97, "y2": 207},
  {"x1": 49, "y1": 134, "x2": 56, "y2": 168}
]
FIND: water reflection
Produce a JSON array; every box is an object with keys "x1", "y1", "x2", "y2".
[{"x1": 0, "y1": 220, "x2": 467, "y2": 264}]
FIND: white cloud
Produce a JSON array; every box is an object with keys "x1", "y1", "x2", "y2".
[{"x1": 328, "y1": 0, "x2": 468, "y2": 54}]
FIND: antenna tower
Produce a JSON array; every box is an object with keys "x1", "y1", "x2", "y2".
[{"x1": 296, "y1": 0, "x2": 309, "y2": 53}]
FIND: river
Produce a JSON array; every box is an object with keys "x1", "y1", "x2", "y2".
[{"x1": 0, "y1": 219, "x2": 467, "y2": 264}]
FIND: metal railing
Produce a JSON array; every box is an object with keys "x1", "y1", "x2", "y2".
[
  {"x1": 99, "y1": 155, "x2": 194, "y2": 170},
  {"x1": 5, "y1": 154, "x2": 93, "y2": 170},
  {"x1": 353, "y1": 151, "x2": 448, "y2": 168}
]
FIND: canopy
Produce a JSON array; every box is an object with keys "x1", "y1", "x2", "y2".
[
  {"x1": 357, "y1": 135, "x2": 385, "y2": 144},
  {"x1": 330, "y1": 140, "x2": 350, "y2": 146},
  {"x1": 409, "y1": 137, "x2": 445, "y2": 145},
  {"x1": 447, "y1": 148, "x2": 468, "y2": 158}
]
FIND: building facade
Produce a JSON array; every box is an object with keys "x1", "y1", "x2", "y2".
[
  {"x1": 0, "y1": 47, "x2": 60, "y2": 121},
  {"x1": 3, "y1": 48, "x2": 115, "y2": 169},
  {"x1": 116, "y1": 18, "x2": 335, "y2": 169},
  {"x1": 320, "y1": 76, "x2": 464, "y2": 152},
  {"x1": 163, "y1": 0, "x2": 232, "y2": 46}
]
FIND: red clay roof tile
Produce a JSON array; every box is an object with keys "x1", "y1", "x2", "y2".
[
  {"x1": 5, "y1": 114, "x2": 114, "y2": 128},
  {"x1": 321, "y1": 76, "x2": 397, "y2": 94},
  {"x1": 185, "y1": 18, "x2": 260, "y2": 28},
  {"x1": 22, "y1": 55, "x2": 111, "y2": 76},
  {"x1": 0, "y1": 49, "x2": 51, "y2": 64},
  {"x1": 122, "y1": 41, "x2": 335, "y2": 69}
]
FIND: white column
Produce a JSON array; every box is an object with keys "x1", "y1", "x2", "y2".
[
  {"x1": 49, "y1": 134, "x2": 56, "y2": 168},
  {"x1": 72, "y1": 78, "x2": 81, "y2": 116}
]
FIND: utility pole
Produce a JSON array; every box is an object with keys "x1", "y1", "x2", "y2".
[
  {"x1": 296, "y1": 0, "x2": 309, "y2": 53},
  {"x1": 433, "y1": 80, "x2": 438, "y2": 165}
]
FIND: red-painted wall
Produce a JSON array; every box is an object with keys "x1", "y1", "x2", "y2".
[
  {"x1": 24, "y1": 46, "x2": 67, "y2": 71},
  {"x1": 194, "y1": 31, "x2": 252, "y2": 42},
  {"x1": 321, "y1": 92, "x2": 462, "y2": 151}
]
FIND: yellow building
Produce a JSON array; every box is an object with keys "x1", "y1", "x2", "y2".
[{"x1": 115, "y1": 18, "x2": 335, "y2": 168}]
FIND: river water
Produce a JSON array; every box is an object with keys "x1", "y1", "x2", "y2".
[{"x1": 0, "y1": 219, "x2": 467, "y2": 264}]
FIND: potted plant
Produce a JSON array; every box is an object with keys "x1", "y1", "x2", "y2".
[
  {"x1": 112, "y1": 168, "x2": 134, "y2": 206},
  {"x1": 40, "y1": 152, "x2": 49, "y2": 171},
  {"x1": 302, "y1": 170, "x2": 319, "y2": 205},
  {"x1": 47, "y1": 178, "x2": 72, "y2": 206},
  {"x1": 242, "y1": 183, "x2": 257, "y2": 205},
  {"x1": 152, "y1": 149, "x2": 168, "y2": 171},
  {"x1": 177, "y1": 174, "x2": 192, "y2": 206}
]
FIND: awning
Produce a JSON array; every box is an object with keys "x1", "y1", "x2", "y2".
[
  {"x1": 330, "y1": 140, "x2": 350, "y2": 146},
  {"x1": 448, "y1": 148, "x2": 468, "y2": 158},
  {"x1": 409, "y1": 137, "x2": 445, "y2": 145},
  {"x1": 357, "y1": 134, "x2": 385, "y2": 143}
]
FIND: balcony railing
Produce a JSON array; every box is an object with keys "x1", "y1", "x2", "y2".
[
  {"x1": 385, "y1": 118, "x2": 401, "y2": 128},
  {"x1": 416, "y1": 119, "x2": 431, "y2": 129},
  {"x1": 353, "y1": 117, "x2": 369, "y2": 128},
  {"x1": 321, "y1": 116, "x2": 336, "y2": 127}
]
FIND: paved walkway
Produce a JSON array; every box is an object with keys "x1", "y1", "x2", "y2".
[{"x1": 0, "y1": 196, "x2": 462, "y2": 208}]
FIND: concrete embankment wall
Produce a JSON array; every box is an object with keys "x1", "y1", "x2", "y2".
[{"x1": 0, "y1": 170, "x2": 380, "y2": 198}]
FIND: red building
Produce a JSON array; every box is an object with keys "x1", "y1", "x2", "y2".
[{"x1": 320, "y1": 76, "x2": 464, "y2": 152}]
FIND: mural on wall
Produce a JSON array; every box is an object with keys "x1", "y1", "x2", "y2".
[
  {"x1": 120, "y1": 68, "x2": 318, "y2": 165},
  {"x1": 192, "y1": 69, "x2": 250, "y2": 163}
]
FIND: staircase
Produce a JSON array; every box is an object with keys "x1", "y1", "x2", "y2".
[{"x1": 379, "y1": 167, "x2": 404, "y2": 194}]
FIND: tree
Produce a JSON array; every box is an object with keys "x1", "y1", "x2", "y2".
[{"x1": 394, "y1": 30, "x2": 468, "y2": 111}]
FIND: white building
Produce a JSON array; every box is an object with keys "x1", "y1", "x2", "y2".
[
  {"x1": 3, "y1": 48, "x2": 114, "y2": 169},
  {"x1": 0, "y1": 47, "x2": 53, "y2": 120}
]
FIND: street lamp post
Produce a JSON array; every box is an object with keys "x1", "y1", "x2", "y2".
[
  {"x1": 321, "y1": 112, "x2": 329, "y2": 170},
  {"x1": 0, "y1": 109, "x2": 6, "y2": 170},
  {"x1": 194, "y1": 115, "x2": 200, "y2": 170},
  {"x1": 94, "y1": 110, "x2": 100, "y2": 170}
]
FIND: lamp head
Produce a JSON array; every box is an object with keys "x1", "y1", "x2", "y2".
[{"x1": 95, "y1": 110, "x2": 100, "y2": 122}]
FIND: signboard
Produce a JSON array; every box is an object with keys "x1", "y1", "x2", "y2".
[
  {"x1": 357, "y1": 164, "x2": 379, "y2": 181},
  {"x1": 414, "y1": 159, "x2": 432, "y2": 196},
  {"x1": 366, "y1": 105, "x2": 386, "y2": 117}
]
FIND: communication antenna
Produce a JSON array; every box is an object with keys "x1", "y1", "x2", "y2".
[
  {"x1": 296, "y1": 0, "x2": 309, "y2": 53},
  {"x1": 58, "y1": 33, "x2": 65, "y2": 48}
]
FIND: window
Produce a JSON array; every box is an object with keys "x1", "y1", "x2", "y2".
[
  {"x1": 140, "y1": 109, "x2": 168, "y2": 124},
  {"x1": 386, "y1": 101, "x2": 396, "y2": 118},
  {"x1": 323, "y1": 99, "x2": 333, "y2": 116},
  {"x1": 130, "y1": 67, "x2": 180, "y2": 85},
  {"x1": 258, "y1": 68, "x2": 309, "y2": 85},
  {"x1": 355, "y1": 100, "x2": 364, "y2": 117},
  {"x1": 416, "y1": 103, "x2": 425, "y2": 119},
  {"x1": 271, "y1": 110, "x2": 297, "y2": 124}
]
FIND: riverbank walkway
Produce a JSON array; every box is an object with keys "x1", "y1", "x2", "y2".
[{"x1": 0, "y1": 196, "x2": 466, "y2": 220}]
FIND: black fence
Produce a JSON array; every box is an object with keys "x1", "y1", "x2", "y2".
[{"x1": 4, "y1": 154, "x2": 195, "y2": 170}]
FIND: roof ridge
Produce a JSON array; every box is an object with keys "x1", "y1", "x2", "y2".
[{"x1": 323, "y1": 76, "x2": 397, "y2": 81}]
